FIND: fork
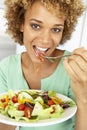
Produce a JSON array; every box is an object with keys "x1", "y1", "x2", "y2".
[{"x1": 42, "y1": 54, "x2": 71, "y2": 62}]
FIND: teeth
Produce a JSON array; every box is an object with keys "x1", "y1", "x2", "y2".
[{"x1": 36, "y1": 46, "x2": 48, "y2": 52}]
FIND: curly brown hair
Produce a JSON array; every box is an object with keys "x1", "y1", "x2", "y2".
[{"x1": 4, "y1": 0, "x2": 85, "y2": 45}]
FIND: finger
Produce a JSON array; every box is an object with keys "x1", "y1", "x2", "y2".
[
  {"x1": 63, "y1": 56, "x2": 87, "y2": 82},
  {"x1": 72, "y1": 48, "x2": 87, "y2": 61},
  {"x1": 68, "y1": 59, "x2": 86, "y2": 81},
  {"x1": 72, "y1": 47, "x2": 85, "y2": 53},
  {"x1": 69, "y1": 55, "x2": 87, "y2": 72}
]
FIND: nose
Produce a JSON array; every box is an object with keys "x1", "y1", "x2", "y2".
[{"x1": 39, "y1": 30, "x2": 51, "y2": 45}]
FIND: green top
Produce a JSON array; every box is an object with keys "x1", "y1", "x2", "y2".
[{"x1": 0, "y1": 51, "x2": 75, "y2": 130}]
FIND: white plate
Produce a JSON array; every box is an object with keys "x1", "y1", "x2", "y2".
[{"x1": 0, "y1": 91, "x2": 77, "y2": 127}]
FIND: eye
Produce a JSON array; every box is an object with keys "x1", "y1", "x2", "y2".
[
  {"x1": 31, "y1": 23, "x2": 40, "y2": 30},
  {"x1": 52, "y1": 28, "x2": 62, "y2": 33}
]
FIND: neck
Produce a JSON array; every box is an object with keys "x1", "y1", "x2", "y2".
[{"x1": 22, "y1": 52, "x2": 52, "y2": 74}]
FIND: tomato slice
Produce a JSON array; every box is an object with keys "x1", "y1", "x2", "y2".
[
  {"x1": 18, "y1": 104, "x2": 26, "y2": 111},
  {"x1": 12, "y1": 96, "x2": 18, "y2": 103},
  {"x1": 1, "y1": 98, "x2": 6, "y2": 103},
  {"x1": 47, "y1": 99, "x2": 55, "y2": 106}
]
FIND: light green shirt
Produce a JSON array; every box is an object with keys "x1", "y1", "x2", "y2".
[{"x1": 0, "y1": 51, "x2": 75, "y2": 130}]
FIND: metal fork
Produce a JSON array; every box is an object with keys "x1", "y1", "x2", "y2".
[{"x1": 43, "y1": 54, "x2": 71, "y2": 62}]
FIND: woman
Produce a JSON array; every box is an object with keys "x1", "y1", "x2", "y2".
[{"x1": 0, "y1": 0, "x2": 87, "y2": 130}]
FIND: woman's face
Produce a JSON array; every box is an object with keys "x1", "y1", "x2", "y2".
[{"x1": 21, "y1": 1, "x2": 65, "y2": 63}]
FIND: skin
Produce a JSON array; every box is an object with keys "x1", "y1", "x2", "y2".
[
  {"x1": 20, "y1": 1, "x2": 65, "y2": 89},
  {"x1": 0, "y1": 1, "x2": 87, "y2": 130}
]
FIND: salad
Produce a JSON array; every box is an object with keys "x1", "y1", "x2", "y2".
[{"x1": 0, "y1": 90, "x2": 75, "y2": 122}]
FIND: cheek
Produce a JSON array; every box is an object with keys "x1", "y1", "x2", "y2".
[
  {"x1": 23, "y1": 30, "x2": 35, "y2": 45},
  {"x1": 54, "y1": 35, "x2": 62, "y2": 46}
]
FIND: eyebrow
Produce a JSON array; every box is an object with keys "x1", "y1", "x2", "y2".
[
  {"x1": 30, "y1": 19, "x2": 42, "y2": 23},
  {"x1": 29, "y1": 19, "x2": 64, "y2": 27}
]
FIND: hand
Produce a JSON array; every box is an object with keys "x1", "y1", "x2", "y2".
[
  {"x1": 63, "y1": 47, "x2": 87, "y2": 105},
  {"x1": 0, "y1": 123, "x2": 16, "y2": 130}
]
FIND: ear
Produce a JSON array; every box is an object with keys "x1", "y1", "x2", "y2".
[{"x1": 20, "y1": 24, "x2": 24, "y2": 32}]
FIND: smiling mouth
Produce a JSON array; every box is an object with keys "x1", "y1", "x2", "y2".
[
  {"x1": 33, "y1": 45, "x2": 49, "y2": 56},
  {"x1": 33, "y1": 45, "x2": 50, "y2": 61}
]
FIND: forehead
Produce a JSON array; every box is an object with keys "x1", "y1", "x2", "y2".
[{"x1": 24, "y1": 1, "x2": 65, "y2": 23}]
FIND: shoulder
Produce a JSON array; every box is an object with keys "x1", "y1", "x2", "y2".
[
  {"x1": 0, "y1": 53, "x2": 21, "y2": 71},
  {"x1": 0, "y1": 53, "x2": 21, "y2": 64}
]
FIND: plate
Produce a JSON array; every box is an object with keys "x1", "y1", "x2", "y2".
[{"x1": 0, "y1": 91, "x2": 77, "y2": 127}]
